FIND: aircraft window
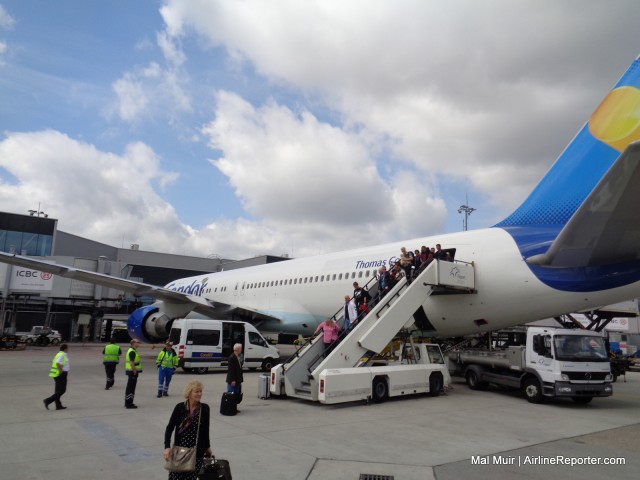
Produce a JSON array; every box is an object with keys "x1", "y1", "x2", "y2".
[
  {"x1": 338, "y1": 273, "x2": 343, "y2": 280},
  {"x1": 304, "y1": 278, "x2": 307, "y2": 283},
  {"x1": 358, "y1": 271, "x2": 363, "y2": 278},
  {"x1": 294, "y1": 279, "x2": 297, "y2": 285},
  {"x1": 332, "y1": 274, "x2": 336, "y2": 281},
  {"x1": 351, "y1": 272, "x2": 356, "y2": 279},
  {"x1": 235, "y1": 284, "x2": 238, "y2": 291},
  {"x1": 315, "y1": 276, "x2": 318, "y2": 282}
]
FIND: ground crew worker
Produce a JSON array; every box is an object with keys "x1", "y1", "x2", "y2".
[
  {"x1": 43, "y1": 344, "x2": 69, "y2": 410},
  {"x1": 156, "y1": 341, "x2": 179, "y2": 397},
  {"x1": 102, "y1": 338, "x2": 121, "y2": 390},
  {"x1": 125, "y1": 339, "x2": 142, "y2": 409}
]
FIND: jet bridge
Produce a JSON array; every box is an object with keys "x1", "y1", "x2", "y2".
[{"x1": 270, "y1": 259, "x2": 475, "y2": 401}]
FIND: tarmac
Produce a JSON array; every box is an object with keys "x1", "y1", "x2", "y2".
[{"x1": 0, "y1": 342, "x2": 638, "y2": 480}]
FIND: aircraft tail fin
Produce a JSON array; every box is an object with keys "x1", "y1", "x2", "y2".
[
  {"x1": 527, "y1": 141, "x2": 640, "y2": 267},
  {"x1": 496, "y1": 55, "x2": 640, "y2": 228}
]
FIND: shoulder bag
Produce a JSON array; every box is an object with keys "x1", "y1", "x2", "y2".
[{"x1": 164, "y1": 406, "x2": 202, "y2": 472}]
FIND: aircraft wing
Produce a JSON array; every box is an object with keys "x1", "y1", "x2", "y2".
[
  {"x1": 0, "y1": 252, "x2": 215, "y2": 311},
  {"x1": 528, "y1": 141, "x2": 640, "y2": 268}
]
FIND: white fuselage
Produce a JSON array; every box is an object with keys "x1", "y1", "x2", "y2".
[{"x1": 164, "y1": 227, "x2": 640, "y2": 336}]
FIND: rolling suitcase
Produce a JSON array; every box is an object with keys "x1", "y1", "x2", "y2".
[
  {"x1": 219, "y1": 392, "x2": 237, "y2": 416},
  {"x1": 258, "y1": 373, "x2": 271, "y2": 399}
]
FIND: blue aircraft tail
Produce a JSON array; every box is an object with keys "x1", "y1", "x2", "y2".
[{"x1": 496, "y1": 55, "x2": 640, "y2": 228}]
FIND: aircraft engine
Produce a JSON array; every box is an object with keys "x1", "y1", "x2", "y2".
[{"x1": 127, "y1": 305, "x2": 173, "y2": 343}]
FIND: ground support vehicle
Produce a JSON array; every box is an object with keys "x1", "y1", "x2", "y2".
[
  {"x1": 17, "y1": 326, "x2": 61, "y2": 346},
  {"x1": 271, "y1": 259, "x2": 470, "y2": 404},
  {"x1": 169, "y1": 318, "x2": 280, "y2": 374},
  {"x1": 446, "y1": 326, "x2": 613, "y2": 404}
]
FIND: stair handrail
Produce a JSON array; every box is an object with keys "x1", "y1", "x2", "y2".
[{"x1": 280, "y1": 274, "x2": 379, "y2": 368}]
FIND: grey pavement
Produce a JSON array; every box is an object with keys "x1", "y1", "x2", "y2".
[{"x1": 0, "y1": 343, "x2": 638, "y2": 479}]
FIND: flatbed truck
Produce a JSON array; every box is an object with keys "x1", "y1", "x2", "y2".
[{"x1": 446, "y1": 326, "x2": 613, "y2": 404}]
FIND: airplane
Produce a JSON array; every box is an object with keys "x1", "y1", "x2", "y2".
[{"x1": 2, "y1": 55, "x2": 640, "y2": 344}]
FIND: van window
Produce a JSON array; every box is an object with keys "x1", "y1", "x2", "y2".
[
  {"x1": 187, "y1": 329, "x2": 221, "y2": 346},
  {"x1": 169, "y1": 328, "x2": 181, "y2": 345},
  {"x1": 248, "y1": 331, "x2": 268, "y2": 348}
]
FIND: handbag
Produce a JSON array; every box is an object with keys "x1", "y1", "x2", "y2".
[
  {"x1": 164, "y1": 405, "x2": 202, "y2": 472},
  {"x1": 197, "y1": 456, "x2": 232, "y2": 480}
]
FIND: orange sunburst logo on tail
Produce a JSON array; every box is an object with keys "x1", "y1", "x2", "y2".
[{"x1": 589, "y1": 86, "x2": 640, "y2": 152}]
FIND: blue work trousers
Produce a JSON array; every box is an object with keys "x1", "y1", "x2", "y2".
[{"x1": 157, "y1": 367, "x2": 174, "y2": 395}]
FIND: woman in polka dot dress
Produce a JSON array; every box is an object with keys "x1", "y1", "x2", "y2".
[{"x1": 163, "y1": 380, "x2": 212, "y2": 479}]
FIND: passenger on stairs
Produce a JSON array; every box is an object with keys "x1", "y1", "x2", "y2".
[
  {"x1": 343, "y1": 295, "x2": 357, "y2": 331},
  {"x1": 378, "y1": 266, "x2": 392, "y2": 299},
  {"x1": 399, "y1": 247, "x2": 414, "y2": 283},
  {"x1": 352, "y1": 282, "x2": 371, "y2": 309},
  {"x1": 314, "y1": 319, "x2": 340, "y2": 357}
]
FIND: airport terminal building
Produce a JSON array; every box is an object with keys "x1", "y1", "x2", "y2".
[{"x1": 0, "y1": 211, "x2": 289, "y2": 342}]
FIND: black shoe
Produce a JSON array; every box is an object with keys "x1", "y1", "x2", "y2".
[
  {"x1": 125, "y1": 404, "x2": 138, "y2": 409},
  {"x1": 43, "y1": 400, "x2": 49, "y2": 410},
  {"x1": 105, "y1": 386, "x2": 110, "y2": 390},
  {"x1": 56, "y1": 406, "x2": 67, "y2": 410},
  {"x1": 162, "y1": 392, "x2": 168, "y2": 397},
  {"x1": 157, "y1": 393, "x2": 162, "y2": 398}
]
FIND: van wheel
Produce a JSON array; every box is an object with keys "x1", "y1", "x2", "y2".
[
  {"x1": 429, "y1": 372, "x2": 443, "y2": 397},
  {"x1": 195, "y1": 367, "x2": 209, "y2": 375},
  {"x1": 523, "y1": 377, "x2": 544, "y2": 404},
  {"x1": 261, "y1": 358, "x2": 276, "y2": 372},
  {"x1": 371, "y1": 377, "x2": 388, "y2": 403}
]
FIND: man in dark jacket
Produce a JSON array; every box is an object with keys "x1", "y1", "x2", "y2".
[{"x1": 226, "y1": 343, "x2": 244, "y2": 409}]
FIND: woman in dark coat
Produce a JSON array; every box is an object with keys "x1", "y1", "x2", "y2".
[{"x1": 163, "y1": 380, "x2": 212, "y2": 479}]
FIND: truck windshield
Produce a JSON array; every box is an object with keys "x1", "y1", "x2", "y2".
[{"x1": 554, "y1": 335, "x2": 608, "y2": 361}]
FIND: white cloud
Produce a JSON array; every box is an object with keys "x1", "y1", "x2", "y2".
[
  {"x1": 0, "y1": 5, "x2": 15, "y2": 30},
  {"x1": 161, "y1": 0, "x2": 640, "y2": 225}
]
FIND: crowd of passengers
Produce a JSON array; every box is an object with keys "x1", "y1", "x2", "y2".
[{"x1": 314, "y1": 243, "x2": 452, "y2": 354}]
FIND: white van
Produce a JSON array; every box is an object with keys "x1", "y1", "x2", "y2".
[{"x1": 169, "y1": 319, "x2": 280, "y2": 374}]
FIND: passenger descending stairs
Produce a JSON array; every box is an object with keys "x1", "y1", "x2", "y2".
[{"x1": 277, "y1": 259, "x2": 476, "y2": 401}]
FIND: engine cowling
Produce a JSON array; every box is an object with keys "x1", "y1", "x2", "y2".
[{"x1": 127, "y1": 305, "x2": 173, "y2": 343}]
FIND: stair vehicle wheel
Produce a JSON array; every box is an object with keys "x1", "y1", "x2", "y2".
[
  {"x1": 261, "y1": 357, "x2": 276, "y2": 372},
  {"x1": 523, "y1": 377, "x2": 544, "y2": 404},
  {"x1": 428, "y1": 372, "x2": 443, "y2": 397},
  {"x1": 371, "y1": 377, "x2": 388, "y2": 403},
  {"x1": 465, "y1": 369, "x2": 487, "y2": 391},
  {"x1": 572, "y1": 396, "x2": 593, "y2": 404},
  {"x1": 195, "y1": 366, "x2": 209, "y2": 375}
]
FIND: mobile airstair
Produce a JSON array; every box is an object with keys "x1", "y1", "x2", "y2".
[{"x1": 270, "y1": 259, "x2": 476, "y2": 402}]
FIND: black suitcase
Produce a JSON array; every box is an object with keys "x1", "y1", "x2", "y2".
[
  {"x1": 197, "y1": 457, "x2": 232, "y2": 480},
  {"x1": 219, "y1": 392, "x2": 237, "y2": 416}
]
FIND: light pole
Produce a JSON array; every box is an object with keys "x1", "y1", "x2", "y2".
[{"x1": 458, "y1": 195, "x2": 476, "y2": 231}]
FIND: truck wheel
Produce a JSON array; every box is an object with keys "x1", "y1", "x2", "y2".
[
  {"x1": 371, "y1": 377, "x2": 388, "y2": 403},
  {"x1": 523, "y1": 377, "x2": 544, "y2": 404},
  {"x1": 182, "y1": 367, "x2": 193, "y2": 373},
  {"x1": 25, "y1": 338, "x2": 34, "y2": 345},
  {"x1": 465, "y1": 370, "x2": 487, "y2": 390},
  {"x1": 261, "y1": 358, "x2": 276, "y2": 372},
  {"x1": 572, "y1": 396, "x2": 593, "y2": 404},
  {"x1": 429, "y1": 372, "x2": 443, "y2": 397},
  {"x1": 50, "y1": 338, "x2": 60, "y2": 346},
  {"x1": 195, "y1": 367, "x2": 209, "y2": 374}
]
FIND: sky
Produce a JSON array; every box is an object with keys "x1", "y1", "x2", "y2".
[{"x1": 1, "y1": 1, "x2": 640, "y2": 260}]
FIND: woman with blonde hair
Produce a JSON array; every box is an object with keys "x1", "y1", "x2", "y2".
[{"x1": 163, "y1": 380, "x2": 212, "y2": 479}]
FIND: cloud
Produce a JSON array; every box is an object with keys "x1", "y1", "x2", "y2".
[
  {"x1": 0, "y1": 130, "x2": 189, "y2": 253},
  {"x1": 160, "y1": 0, "x2": 640, "y2": 224},
  {"x1": 202, "y1": 91, "x2": 446, "y2": 252},
  {"x1": 0, "y1": 5, "x2": 15, "y2": 30}
]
